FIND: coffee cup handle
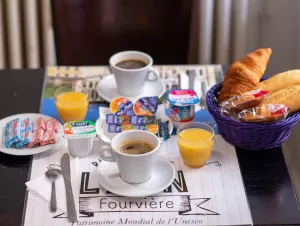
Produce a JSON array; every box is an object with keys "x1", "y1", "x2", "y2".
[
  {"x1": 99, "y1": 146, "x2": 116, "y2": 162},
  {"x1": 146, "y1": 68, "x2": 159, "y2": 82}
]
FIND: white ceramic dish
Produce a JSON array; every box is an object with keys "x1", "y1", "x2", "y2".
[
  {"x1": 96, "y1": 74, "x2": 165, "y2": 103},
  {"x1": 96, "y1": 155, "x2": 175, "y2": 197},
  {"x1": 96, "y1": 107, "x2": 173, "y2": 144},
  {"x1": 0, "y1": 113, "x2": 64, "y2": 156}
]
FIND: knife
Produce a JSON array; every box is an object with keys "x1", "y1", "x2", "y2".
[{"x1": 61, "y1": 153, "x2": 77, "y2": 223}]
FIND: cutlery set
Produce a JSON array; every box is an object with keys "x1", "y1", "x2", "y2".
[{"x1": 45, "y1": 153, "x2": 77, "y2": 223}]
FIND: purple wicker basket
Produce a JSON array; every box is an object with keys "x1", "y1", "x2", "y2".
[{"x1": 206, "y1": 82, "x2": 300, "y2": 150}]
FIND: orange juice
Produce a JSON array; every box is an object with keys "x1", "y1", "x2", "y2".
[
  {"x1": 178, "y1": 128, "x2": 214, "y2": 167},
  {"x1": 55, "y1": 92, "x2": 88, "y2": 123}
]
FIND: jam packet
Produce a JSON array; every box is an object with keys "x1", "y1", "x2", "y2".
[
  {"x1": 238, "y1": 104, "x2": 289, "y2": 123},
  {"x1": 110, "y1": 97, "x2": 134, "y2": 116},
  {"x1": 133, "y1": 97, "x2": 159, "y2": 116},
  {"x1": 110, "y1": 96, "x2": 159, "y2": 116},
  {"x1": 220, "y1": 89, "x2": 269, "y2": 114}
]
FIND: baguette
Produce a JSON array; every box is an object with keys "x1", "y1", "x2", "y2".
[
  {"x1": 258, "y1": 70, "x2": 300, "y2": 93},
  {"x1": 263, "y1": 85, "x2": 300, "y2": 114}
]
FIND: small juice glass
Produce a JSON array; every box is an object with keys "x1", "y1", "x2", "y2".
[
  {"x1": 177, "y1": 122, "x2": 214, "y2": 167},
  {"x1": 54, "y1": 86, "x2": 89, "y2": 123}
]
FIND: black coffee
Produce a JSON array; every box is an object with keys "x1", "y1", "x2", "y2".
[
  {"x1": 116, "y1": 59, "x2": 147, "y2": 69},
  {"x1": 118, "y1": 141, "x2": 154, "y2": 155}
]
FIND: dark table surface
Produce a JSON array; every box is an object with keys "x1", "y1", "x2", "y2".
[{"x1": 0, "y1": 69, "x2": 299, "y2": 226}]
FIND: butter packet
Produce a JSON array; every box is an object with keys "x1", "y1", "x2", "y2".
[
  {"x1": 106, "y1": 114, "x2": 157, "y2": 125},
  {"x1": 157, "y1": 119, "x2": 170, "y2": 141},
  {"x1": 108, "y1": 124, "x2": 159, "y2": 134},
  {"x1": 130, "y1": 115, "x2": 157, "y2": 125},
  {"x1": 106, "y1": 114, "x2": 131, "y2": 125}
]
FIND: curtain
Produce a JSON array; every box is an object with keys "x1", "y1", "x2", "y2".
[{"x1": 188, "y1": 0, "x2": 249, "y2": 65}]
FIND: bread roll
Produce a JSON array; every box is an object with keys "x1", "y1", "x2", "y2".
[
  {"x1": 258, "y1": 70, "x2": 300, "y2": 93},
  {"x1": 263, "y1": 85, "x2": 300, "y2": 113},
  {"x1": 220, "y1": 89, "x2": 268, "y2": 113},
  {"x1": 239, "y1": 104, "x2": 289, "y2": 123}
]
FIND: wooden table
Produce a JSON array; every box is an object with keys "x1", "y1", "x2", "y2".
[{"x1": 0, "y1": 69, "x2": 300, "y2": 226}]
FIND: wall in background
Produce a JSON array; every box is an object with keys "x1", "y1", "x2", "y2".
[
  {"x1": 1, "y1": 0, "x2": 300, "y2": 71},
  {"x1": 0, "y1": 0, "x2": 56, "y2": 69},
  {"x1": 246, "y1": 0, "x2": 300, "y2": 76}
]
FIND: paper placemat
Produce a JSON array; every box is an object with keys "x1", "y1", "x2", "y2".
[
  {"x1": 24, "y1": 64, "x2": 252, "y2": 225},
  {"x1": 23, "y1": 135, "x2": 252, "y2": 226}
]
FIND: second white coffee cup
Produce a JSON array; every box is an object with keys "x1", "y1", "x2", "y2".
[
  {"x1": 109, "y1": 51, "x2": 159, "y2": 96},
  {"x1": 99, "y1": 130, "x2": 160, "y2": 184}
]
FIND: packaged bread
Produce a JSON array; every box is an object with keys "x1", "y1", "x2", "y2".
[
  {"x1": 258, "y1": 70, "x2": 300, "y2": 93},
  {"x1": 239, "y1": 104, "x2": 289, "y2": 123},
  {"x1": 219, "y1": 89, "x2": 269, "y2": 113},
  {"x1": 263, "y1": 85, "x2": 300, "y2": 114}
]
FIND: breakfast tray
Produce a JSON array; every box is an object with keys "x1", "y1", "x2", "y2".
[
  {"x1": 23, "y1": 135, "x2": 252, "y2": 226},
  {"x1": 23, "y1": 65, "x2": 252, "y2": 225}
]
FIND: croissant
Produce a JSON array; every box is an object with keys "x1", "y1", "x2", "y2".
[{"x1": 218, "y1": 48, "x2": 272, "y2": 103}]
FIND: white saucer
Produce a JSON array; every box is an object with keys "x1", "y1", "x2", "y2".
[
  {"x1": 96, "y1": 74, "x2": 166, "y2": 102},
  {"x1": 96, "y1": 156, "x2": 175, "y2": 197},
  {"x1": 0, "y1": 113, "x2": 64, "y2": 156}
]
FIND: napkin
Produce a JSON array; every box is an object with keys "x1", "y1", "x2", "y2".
[{"x1": 25, "y1": 148, "x2": 79, "y2": 214}]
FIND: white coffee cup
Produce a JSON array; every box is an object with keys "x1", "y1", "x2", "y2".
[
  {"x1": 100, "y1": 130, "x2": 160, "y2": 184},
  {"x1": 109, "y1": 51, "x2": 159, "y2": 96}
]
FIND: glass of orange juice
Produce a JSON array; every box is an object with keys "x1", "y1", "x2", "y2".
[
  {"x1": 177, "y1": 122, "x2": 214, "y2": 167},
  {"x1": 54, "y1": 86, "x2": 89, "y2": 123}
]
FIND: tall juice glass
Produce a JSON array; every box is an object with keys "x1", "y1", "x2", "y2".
[
  {"x1": 177, "y1": 122, "x2": 214, "y2": 167},
  {"x1": 54, "y1": 86, "x2": 89, "y2": 123}
]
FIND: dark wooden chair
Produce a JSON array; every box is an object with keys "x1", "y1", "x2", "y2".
[{"x1": 51, "y1": 0, "x2": 193, "y2": 65}]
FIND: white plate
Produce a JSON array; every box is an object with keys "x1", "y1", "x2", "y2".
[
  {"x1": 96, "y1": 156, "x2": 175, "y2": 197},
  {"x1": 0, "y1": 113, "x2": 64, "y2": 156},
  {"x1": 96, "y1": 106, "x2": 174, "y2": 144},
  {"x1": 96, "y1": 74, "x2": 165, "y2": 102}
]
